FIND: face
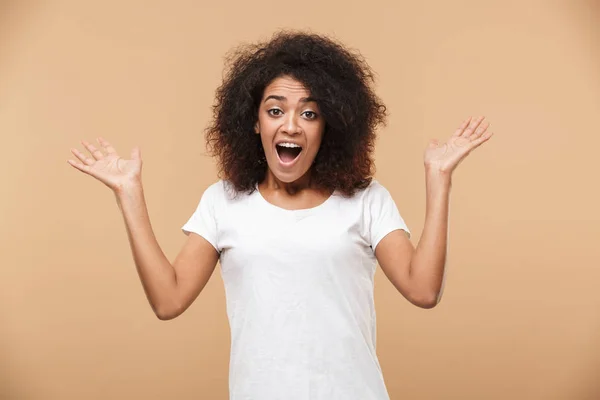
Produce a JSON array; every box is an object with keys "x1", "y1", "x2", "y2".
[{"x1": 255, "y1": 75, "x2": 325, "y2": 184}]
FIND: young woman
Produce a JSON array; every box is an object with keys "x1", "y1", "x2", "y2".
[{"x1": 68, "y1": 31, "x2": 493, "y2": 400}]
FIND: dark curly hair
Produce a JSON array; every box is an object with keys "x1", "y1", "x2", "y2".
[{"x1": 205, "y1": 30, "x2": 387, "y2": 197}]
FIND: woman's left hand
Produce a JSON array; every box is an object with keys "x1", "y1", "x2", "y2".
[{"x1": 423, "y1": 116, "x2": 493, "y2": 175}]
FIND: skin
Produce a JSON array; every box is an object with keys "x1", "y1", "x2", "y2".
[
  {"x1": 67, "y1": 75, "x2": 493, "y2": 317},
  {"x1": 68, "y1": 142, "x2": 219, "y2": 320},
  {"x1": 376, "y1": 116, "x2": 493, "y2": 308},
  {"x1": 254, "y1": 75, "x2": 330, "y2": 210}
]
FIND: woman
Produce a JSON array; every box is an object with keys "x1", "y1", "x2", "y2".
[{"x1": 67, "y1": 31, "x2": 493, "y2": 400}]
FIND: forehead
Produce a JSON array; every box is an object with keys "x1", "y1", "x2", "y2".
[{"x1": 262, "y1": 76, "x2": 311, "y2": 98}]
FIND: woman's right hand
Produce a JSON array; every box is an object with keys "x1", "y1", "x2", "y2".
[{"x1": 67, "y1": 137, "x2": 142, "y2": 193}]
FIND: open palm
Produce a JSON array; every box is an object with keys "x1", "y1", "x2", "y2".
[
  {"x1": 424, "y1": 116, "x2": 493, "y2": 174},
  {"x1": 67, "y1": 137, "x2": 142, "y2": 192}
]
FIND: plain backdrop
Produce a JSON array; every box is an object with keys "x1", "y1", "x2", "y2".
[{"x1": 1, "y1": 0, "x2": 599, "y2": 399}]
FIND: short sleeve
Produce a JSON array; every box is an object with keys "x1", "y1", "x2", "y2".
[
  {"x1": 181, "y1": 181, "x2": 221, "y2": 253},
  {"x1": 367, "y1": 180, "x2": 411, "y2": 250}
]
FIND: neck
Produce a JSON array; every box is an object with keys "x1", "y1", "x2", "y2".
[{"x1": 261, "y1": 168, "x2": 316, "y2": 195}]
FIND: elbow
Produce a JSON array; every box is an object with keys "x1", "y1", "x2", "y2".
[
  {"x1": 418, "y1": 298, "x2": 440, "y2": 309},
  {"x1": 155, "y1": 310, "x2": 177, "y2": 321},
  {"x1": 153, "y1": 303, "x2": 184, "y2": 321},
  {"x1": 411, "y1": 291, "x2": 442, "y2": 309}
]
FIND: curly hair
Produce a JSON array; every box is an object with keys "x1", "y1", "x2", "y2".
[{"x1": 205, "y1": 30, "x2": 387, "y2": 197}]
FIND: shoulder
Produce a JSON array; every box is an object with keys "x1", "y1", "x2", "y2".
[
  {"x1": 352, "y1": 179, "x2": 392, "y2": 203},
  {"x1": 202, "y1": 179, "x2": 235, "y2": 197},
  {"x1": 330, "y1": 179, "x2": 393, "y2": 212},
  {"x1": 201, "y1": 179, "x2": 255, "y2": 206},
  {"x1": 198, "y1": 180, "x2": 222, "y2": 202},
  {"x1": 366, "y1": 179, "x2": 389, "y2": 195}
]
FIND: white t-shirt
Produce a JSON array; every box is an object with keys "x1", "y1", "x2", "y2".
[{"x1": 182, "y1": 179, "x2": 410, "y2": 400}]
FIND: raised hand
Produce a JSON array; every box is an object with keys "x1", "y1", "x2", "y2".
[
  {"x1": 67, "y1": 138, "x2": 142, "y2": 192},
  {"x1": 423, "y1": 116, "x2": 493, "y2": 174}
]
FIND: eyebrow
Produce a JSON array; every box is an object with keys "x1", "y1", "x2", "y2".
[{"x1": 263, "y1": 95, "x2": 316, "y2": 103}]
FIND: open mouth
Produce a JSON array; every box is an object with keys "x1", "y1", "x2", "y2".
[{"x1": 275, "y1": 143, "x2": 303, "y2": 164}]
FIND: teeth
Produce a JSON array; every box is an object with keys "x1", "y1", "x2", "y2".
[{"x1": 278, "y1": 142, "x2": 301, "y2": 148}]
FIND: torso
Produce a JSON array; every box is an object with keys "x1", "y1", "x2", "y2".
[
  {"x1": 220, "y1": 181, "x2": 390, "y2": 400},
  {"x1": 182, "y1": 179, "x2": 410, "y2": 400}
]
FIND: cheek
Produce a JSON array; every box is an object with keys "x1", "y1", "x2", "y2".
[
  {"x1": 258, "y1": 115, "x2": 277, "y2": 133},
  {"x1": 307, "y1": 126, "x2": 325, "y2": 152},
  {"x1": 257, "y1": 118, "x2": 275, "y2": 141}
]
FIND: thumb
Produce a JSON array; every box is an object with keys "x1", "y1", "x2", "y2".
[
  {"x1": 131, "y1": 146, "x2": 141, "y2": 160},
  {"x1": 428, "y1": 139, "x2": 439, "y2": 148}
]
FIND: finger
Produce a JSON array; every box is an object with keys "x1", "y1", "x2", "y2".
[
  {"x1": 81, "y1": 140, "x2": 105, "y2": 160},
  {"x1": 67, "y1": 159, "x2": 104, "y2": 182},
  {"x1": 470, "y1": 121, "x2": 490, "y2": 141},
  {"x1": 471, "y1": 130, "x2": 494, "y2": 148},
  {"x1": 97, "y1": 137, "x2": 117, "y2": 156},
  {"x1": 453, "y1": 116, "x2": 472, "y2": 137},
  {"x1": 462, "y1": 116, "x2": 486, "y2": 139},
  {"x1": 67, "y1": 159, "x2": 92, "y2": 173},
  {"x1": 71, "y1": 148, "x2": 94, "y2": 165}
]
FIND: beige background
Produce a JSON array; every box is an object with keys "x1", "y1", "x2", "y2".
[{"x1": 1, "y1": 0, "x2": 599, "y2": 399}]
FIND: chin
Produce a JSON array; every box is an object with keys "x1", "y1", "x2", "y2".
[
  {"x1": 270, "y1": 168, "x2": 309, "y2": 183},
  {"x1": 266, "y1": 160, "x2": 312, "y2": 184}
]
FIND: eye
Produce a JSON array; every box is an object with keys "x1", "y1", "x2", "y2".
[
  {"x1": 302, "y1": 111, "x2": 318, "y2": 120},
  {"x1": 268, "y1": 108, "x2": 283, "y2": 116}
]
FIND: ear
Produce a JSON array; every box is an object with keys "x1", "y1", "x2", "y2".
[{"x1": 254, "y1": 121, "x2": 260, "y2": 134}]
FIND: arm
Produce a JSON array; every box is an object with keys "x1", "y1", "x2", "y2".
[
  {"x1": 68, "y1": 138, "x2": 218, "y2": 321},
  {"x1": 375, "y1": 169, "x2": 450, "y2": 309},
  {"x1": 116, "y1": 184, "x2": 219, "y2": 320},
  {"x1": 375, "y1": 116, "x2": 493, "y2": 308}
]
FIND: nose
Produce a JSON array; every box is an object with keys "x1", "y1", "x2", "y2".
[{"x1": 282, "y1": 114, "x2": 301, "y2": 135}]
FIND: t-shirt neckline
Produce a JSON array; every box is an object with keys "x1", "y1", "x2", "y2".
[{"x1": 254, "y1": 183, "x2": 337, "y2": 215}]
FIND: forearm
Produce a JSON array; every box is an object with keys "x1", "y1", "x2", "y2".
[
  {"x1": 409, "y1": 168, "x2": 451, "y2": 303},
  {"x1": 115, "y1": 183, "x2": 178, "y2": 315}
]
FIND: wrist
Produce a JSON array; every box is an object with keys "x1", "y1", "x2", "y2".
[
  {"x1": 114, "y1": 178, "x2": 144, "y2": 200},
  {"x1": 425, "y1": 164, "x2": 452, "y2": 182}
]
